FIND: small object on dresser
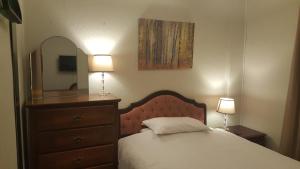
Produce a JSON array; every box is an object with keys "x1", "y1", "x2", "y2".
[{"x1": 228, "y1": 125, "x2": 266, "y2": 146}]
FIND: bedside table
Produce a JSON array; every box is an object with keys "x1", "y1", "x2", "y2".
[{"x1": 227, "y1": 125, "x2": 266, "y2": 146}]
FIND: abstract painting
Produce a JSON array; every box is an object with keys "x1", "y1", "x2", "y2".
[{"x1": 138, "y1": 18, "x2": 195, "y2": 70}]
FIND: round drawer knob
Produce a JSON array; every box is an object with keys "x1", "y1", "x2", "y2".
[
  {"x1": 73, "y1": 115, "x2": 81, "y2": 122},
  {"x1": 73, "y1": 157, "x2": 83, "y2": 165},
  {"x1": 73, "y1": 137, "x2": 82, "y2": 144}
]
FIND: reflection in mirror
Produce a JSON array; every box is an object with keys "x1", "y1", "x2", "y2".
[
  {"x1": 40, "y1": 36, "x2": 88, "y2": 91},
  {"x1": 41, "y1": 37, "x2": 78, "y2": 91},
  {"x1": 29, "y1": 36, "x2": 88, "y2": 99}
]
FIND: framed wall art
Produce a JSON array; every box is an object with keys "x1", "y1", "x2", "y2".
[{"x1": 138, "y1": 18, "x2": 195, "y2": 70}]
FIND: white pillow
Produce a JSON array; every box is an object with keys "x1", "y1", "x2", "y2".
[
  {"x1": 140, "y1": 128, "x2": 152, "y2": 133},
  {"x1": 142, "y1": 117, "x2": 208, "y2": 135}
]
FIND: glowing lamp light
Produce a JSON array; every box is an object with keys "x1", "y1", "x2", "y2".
[
  {"x1": 84, "y1": 38, "x2": 115, "y2": 54},
  {"x1": 88, "y1": 55, "x2": 113, "y2": 72},
  {"x1": 88, "y1": 55, "x2": 114, "y2": 95},
  {"x1": 217, "y1": 98, "x2": 235, "y2": 114},
  {"x1": 216, "y1": 98, "x2": 236, "y2": 130}
]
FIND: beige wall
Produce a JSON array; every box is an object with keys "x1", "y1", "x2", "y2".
[
  {"x1": 241, "y1": 0, "x2": 299, "y2": 150},
  {"x1": 0, "y1": 0, "x2": 26, "y2": 168},
  {"x1": 0, "y1": 16, "x2": 18, "y2": 169},
  {"x1": 24, "y1": 0, "x2": 245, "y2": 127}
]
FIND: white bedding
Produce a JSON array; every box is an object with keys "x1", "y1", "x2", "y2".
[{"x1": 119, "y1": 129, "x2": 300, "y2": 169}]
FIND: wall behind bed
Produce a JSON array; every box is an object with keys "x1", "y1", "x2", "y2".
[{"x1": 24, "y1": 0, "x2": 245, "y2": 127}]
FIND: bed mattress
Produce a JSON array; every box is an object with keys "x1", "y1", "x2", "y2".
[{"x1": 119, "y1": 129, "x2": 300, "y2": 169}]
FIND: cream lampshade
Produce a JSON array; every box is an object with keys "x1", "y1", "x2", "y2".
[
  {"x1": 88, "y1": 55, "x2": 114, "y2": 95},
  {"x1": 216, "y1": 98, "x2": 236, "y2": 130},
  {"x1": 88, "y1": 55, "x2": 114, "y2": 72}
]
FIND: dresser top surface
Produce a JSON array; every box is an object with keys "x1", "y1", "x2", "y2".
[{"x1": 26, "y1": 92, "x2": 121, "y2": 108}]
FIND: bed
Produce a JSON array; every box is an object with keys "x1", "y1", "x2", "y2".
[{"x1": 118, "y1": 90, "x2": 300, "y2": 169}]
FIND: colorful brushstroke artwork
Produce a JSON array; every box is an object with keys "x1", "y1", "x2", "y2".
[{"x1": 138, "y1": 18, "x2": 195, "y2": 70}]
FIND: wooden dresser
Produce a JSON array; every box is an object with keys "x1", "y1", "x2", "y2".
[{"x1": 25, "y1": 93, "x2": 121, "y2": 169}]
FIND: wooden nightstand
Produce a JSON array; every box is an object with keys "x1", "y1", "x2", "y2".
[{"x1": 228, "y1": 125, "x2": 266, "y2": 146}]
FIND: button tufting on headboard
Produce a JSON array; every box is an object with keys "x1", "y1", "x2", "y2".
[{"x1": 120, "y1": 91, "x2": 207, "y2": 137}]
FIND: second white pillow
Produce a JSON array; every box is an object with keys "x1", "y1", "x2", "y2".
[{"x1": 142, "y1": 117, "x2": 208, "y2": 135}]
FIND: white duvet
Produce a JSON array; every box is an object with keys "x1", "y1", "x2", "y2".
[{"x1": 119, "y1": 129, "x2": 300, "y2": 169}]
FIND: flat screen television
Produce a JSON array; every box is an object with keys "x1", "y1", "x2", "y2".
[
  {"x1": 58, "y1": 55, "x2": 77, "y2": 72},
  {"x1": 0, "y1": 0, "x2": 22, "y2": 24}
]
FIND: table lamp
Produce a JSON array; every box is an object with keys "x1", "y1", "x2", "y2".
[
  {"x1": 216, "y1": 98, "x2": 235, "y2": 130},
  {"x1": 88, "y1": 54, "x2": 113, "y2": 95}
]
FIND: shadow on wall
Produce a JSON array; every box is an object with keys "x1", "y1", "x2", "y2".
[{"x1": 241, "y1": 93, "x2": 286, "y2": 150}]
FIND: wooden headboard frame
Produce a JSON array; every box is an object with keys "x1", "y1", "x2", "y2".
[{"x1": 119, "y1": 90, "x2": 207, "y2": 137}]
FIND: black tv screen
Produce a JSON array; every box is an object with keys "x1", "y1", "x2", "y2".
[{"x1": 58, "y1": 56, "x2": 77, "y2": 72}]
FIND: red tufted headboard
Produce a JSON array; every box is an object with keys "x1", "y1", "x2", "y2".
[{"x1": 119, "y1": 90, "x2": 207, "y2": 137}]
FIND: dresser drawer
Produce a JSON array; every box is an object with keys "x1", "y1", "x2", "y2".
[
  {"x1": 85, "y1": 164, "x2": 114, "y2": 169},
  {"x1": 38, "y1": 145, "x2": 114, "y2": 169},
  {"x1": 38, "y1": 126, "x2": 114, "y2": 153},
  {"x1": 35, "y1": 106, "x2": 115, "y2": 131}
]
